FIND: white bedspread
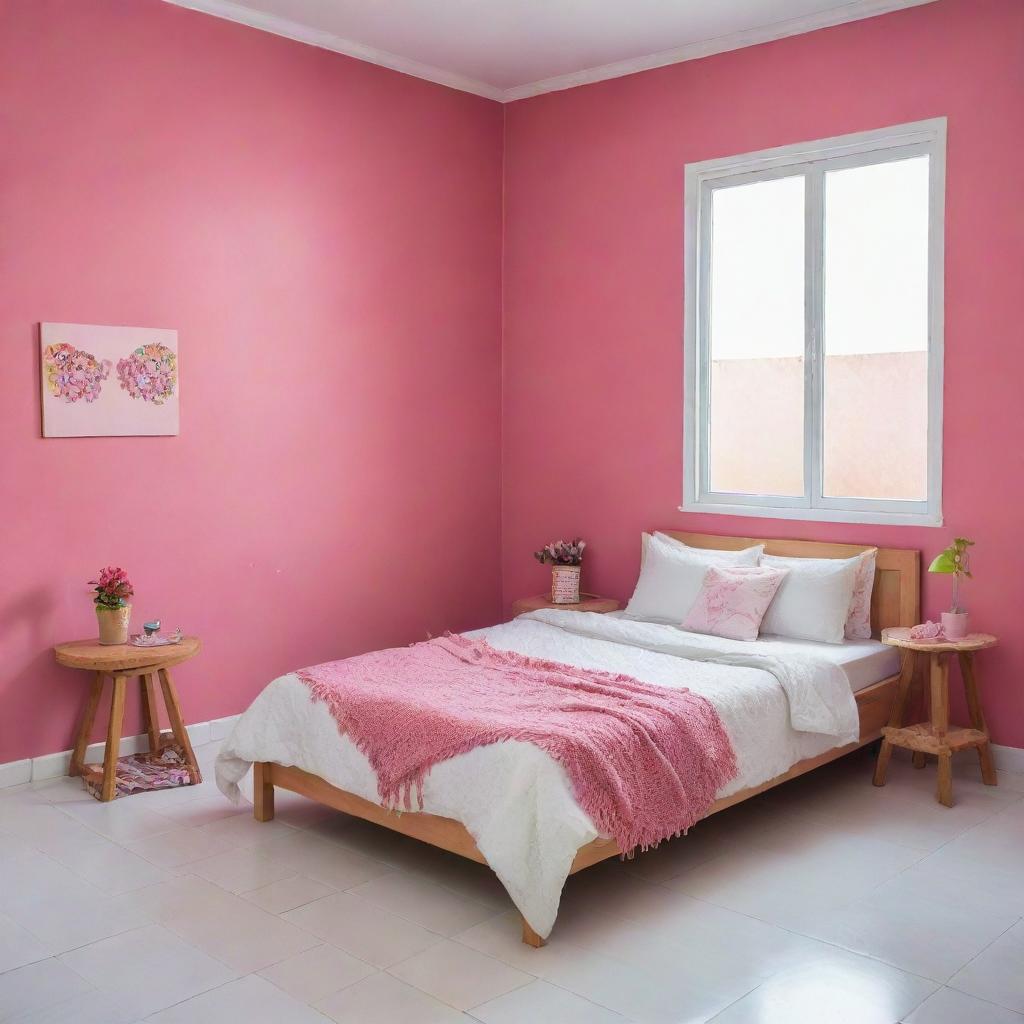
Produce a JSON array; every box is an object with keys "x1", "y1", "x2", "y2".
[{"x1": 216, "y1": 611, "x2": 859, "y2": 937}]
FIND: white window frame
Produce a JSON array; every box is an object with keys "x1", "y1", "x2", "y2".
[{"x1": 682, "y1": 118, "x2": 945, "y2": 527}]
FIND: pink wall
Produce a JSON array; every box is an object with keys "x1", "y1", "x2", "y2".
[
  {"x1": 0, "y1": 0, "x2": 503, "y2": 763},
  {"x1": 4, "y1": 0, "x2": 1022, "y2": 764},
  {"x1": 502, "y1": 0, "x2": 1024, "y2": 745}
]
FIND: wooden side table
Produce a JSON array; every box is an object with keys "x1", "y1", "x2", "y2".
[
  {"x1": 54, "y1": 636, "x2": 202, "y2": 802},
  {"x1": 511, "y1": 593, "x2": 621, "y2": 617},
  {"x1": 872, "y1": 627, "x2": 998, "y2": 806}
]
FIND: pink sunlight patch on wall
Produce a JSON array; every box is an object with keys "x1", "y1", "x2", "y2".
[{"x1": 40, "y1": 322, "x2": 179, "y2": 437}]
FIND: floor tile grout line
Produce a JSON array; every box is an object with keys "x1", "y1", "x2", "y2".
[
  {"x1": 675, "y1": 885, "x2": 986, "y2": 989},
  {"x1": 943, "y1": 914, "x2": 1024, "y2": 1007},
  {"x1": 469, "y1": 972, "x2": 645, "y2": 1021},
  {"x1": 943, "y1": 981, "x2": 1024, "y2": 1020},
  {"x1": 702, "y1": 979, "x2": 771, "y2": 1023}
]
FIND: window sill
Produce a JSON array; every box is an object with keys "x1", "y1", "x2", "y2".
[{"x1": 678, "y1": 502, "x2": 943, "y2": 528}]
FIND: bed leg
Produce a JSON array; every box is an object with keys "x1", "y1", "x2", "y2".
[
  {"x1": 253, "y1": 762, "x2": 275, "y2": 822},
  {"x1": 521, "y1": 915, "x2": 546, "y2": 948}
]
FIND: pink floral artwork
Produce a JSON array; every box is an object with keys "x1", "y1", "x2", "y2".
[
  {"x1": 40, "y1": 323, "x2": 179, "y2": 437},
  {"x1": 43, "y1": 342, "x2": 112, "y2": 403},
  {"x1": 681, "y1": 565, "x2": 789, "y2": 642},
  {"x1": 117, "y1": 343, "x2": 177, "y2": 404}
]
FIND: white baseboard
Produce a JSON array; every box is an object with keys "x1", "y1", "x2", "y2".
[
  {"x1": 209, "y1": 716, "x2": 239, "y2": 741},
  {"x1": 2, "y1": 714, "x2": 241, "y2": 789},
  {"x1": 992, "y1": 743, "x2": 1024, "y2": 774}
]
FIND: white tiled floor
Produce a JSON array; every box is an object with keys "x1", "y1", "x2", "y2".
[{"x1": 1, "y1": 742, "x2": 1023, "y2": 1023}]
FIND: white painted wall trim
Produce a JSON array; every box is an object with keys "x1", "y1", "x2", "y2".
[
  {"x1": 682, "y1": 118, "x2": 946, "y2": 528},
  {"x1": 503, "y1": 0, "x2": 937, "y2": 100},
  {"x1": 159, "y1": 0, "x2": 505, "y2": 101},
  {"x1": 161, "y1": 0, "x2": 938, "y2": 104},
  {"x1": 0, "y1": 715, "x2": 241, "y2": 789},
  {"x1": 993, "y1": 743, "x2": 1024, "y2": 776}
]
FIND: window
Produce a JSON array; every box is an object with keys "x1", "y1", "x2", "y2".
[{"x1": 683, "y1": 119, "x2": 945, "y2": 526}]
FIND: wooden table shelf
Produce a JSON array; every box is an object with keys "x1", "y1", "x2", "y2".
[
  {"x1": 872, "y1": 627, "x2": 997, "y2": 807},
  {"x1": 54, "y1": 636, "x2": 202, "y2": 802}
]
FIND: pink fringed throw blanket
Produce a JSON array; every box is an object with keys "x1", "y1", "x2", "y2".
[{"x1": 298, "y1": 635, "x2": 737, "y2": 854}]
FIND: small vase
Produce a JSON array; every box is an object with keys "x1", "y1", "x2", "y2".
[
  {"x1": 941, "y1": 610, "x2": 969, "y2": 641},
  {"x1": 550, "y1": 565, "x2": 581, "y2": 605},
  {"x1": 96, "y1": 604, "x2": 131, "y2": 645}
]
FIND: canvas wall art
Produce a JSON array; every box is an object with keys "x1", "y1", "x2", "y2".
[{"x1": 40, "y1": 323, "x2": 179, "y2": 437}]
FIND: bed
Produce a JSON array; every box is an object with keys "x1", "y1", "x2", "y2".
[{"x1": 216, "y1": 532, "x2": 919, "y2": 946}]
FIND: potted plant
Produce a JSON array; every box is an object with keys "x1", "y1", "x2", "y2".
[
  {"x1": 90, "y1": 566, "x2": 134, "y2": 645},
  {"x1": 928, "y1": 538, "x2": 973, "y2": 640},
  {"x1": 534, "y1": 538, "x2": 586, "y2": 604}
]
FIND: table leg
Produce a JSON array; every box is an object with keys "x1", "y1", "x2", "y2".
[
  {"x1": 959, "y1": 652, "x2": 997, "y2": 786},
  {"x1": 101, "y1": 675, "x2": 127, "y2": 802},
  {"x1": 930, "y1": 653, "x2": 953, "y2": 807},
  {"x1": 912, "y1": 657, "x2": 927, "y2": 768},
  {"x1": 70, "y1": 672, "x2": 104, "y2": 777},
  {"x1": 873, "y1": 651, "x2": 916, "y2": 787},
  {"x1": 140, "y1": 673, "x2": 161, "y2": 753},
  {"x1": 158, "y1": 667, "x2": 202, "y2": 784}
]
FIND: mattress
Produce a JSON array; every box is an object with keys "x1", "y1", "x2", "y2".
[
  {"x1": 217, "y1": 609, "x2": 863, "y2": 938},
  {"x1": 607, "y1": 613, "x2": 899, "y2": 693}
]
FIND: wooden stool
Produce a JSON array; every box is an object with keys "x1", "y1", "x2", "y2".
[
  {"x1": 872, "y1": 627, "x2": 998, "y2": 806},
  {"x1": 54, "y1": 637, "x2": 202, "y2": 802}
]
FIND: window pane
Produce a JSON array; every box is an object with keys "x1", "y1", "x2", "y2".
[
  {"x1": 822, "y1": 156, "x2": 929, "y2": 501},
  {"x1": 708, "y1": 175, "x2": 805, "y2": 497}
]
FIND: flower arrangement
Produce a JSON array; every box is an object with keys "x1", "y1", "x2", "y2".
[
  {"x1": 117, "y1": 343, "x2": 177, "y2": 404},
  {"x1": 89, "y1": 566, "x2": 134, "y2": 610},
  {"x1": 43, "y1": 343, "x2": 111, "y2": 404},
  {"x1": 533, "y1": 538, "x2": 586, "y2": 566},
  {"x1": 928, "y1": 537, "x2": 973, "y2": 614}
]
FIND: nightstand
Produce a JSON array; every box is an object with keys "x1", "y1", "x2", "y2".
[
  {"x1": 54, "y1": 637, "x2": 202, "y2": 801},
  {"x1": 511, "y1": 593, "x2": 620, "y2": 617},
  {"x1": 872, "y1": 627, "x2": 998, "y2": 807}
]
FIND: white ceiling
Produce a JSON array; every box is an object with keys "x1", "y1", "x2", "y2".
[{"x1": 163, "y1": 0, "x2": 937, "y2": 101}]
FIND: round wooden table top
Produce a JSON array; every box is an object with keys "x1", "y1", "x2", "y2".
[
  {"x1": 54, "y1": 635, "x2": 201, "y2": 671},
  {"x1": 881, "y1": 627, "x2": 997, "y2": 653},
  {"x1": 511, "y1": 593, "x2": 621, "y2": 616}
]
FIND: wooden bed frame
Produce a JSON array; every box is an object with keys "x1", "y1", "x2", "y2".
[{"x1": 252, "y1": 532, "x2": 920, "y2": 947}]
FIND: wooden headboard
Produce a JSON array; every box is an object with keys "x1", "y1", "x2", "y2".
[{"x1": 655, "y1": 531, "x2": 920, "y2": 637}]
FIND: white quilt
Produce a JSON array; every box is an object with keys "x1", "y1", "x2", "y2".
[{"x1": 216, "y1": 610, "x2": 859, "y2": 937}]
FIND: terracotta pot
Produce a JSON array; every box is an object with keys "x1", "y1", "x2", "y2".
[
  {"x1": 96, "y1": 604, "x2": 131, "y2": 645},
  {"x1": 550, "y1": 565, "x2": 581, "y2": 605},
  {"x1": 941, "y1": 610, "x2": 969, "y2": 640}
]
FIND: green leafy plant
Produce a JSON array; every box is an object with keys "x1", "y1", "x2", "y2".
[{"x1": 928, "y1": 537, "x2": 973, "y2": 613}]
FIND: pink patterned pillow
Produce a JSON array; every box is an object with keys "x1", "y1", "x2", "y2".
[
  {"x1": 681, "y1": 566, "x2": 789, "y2": 642},
  {"x1": 845, "y1": 549, "x2": 877, "y2": 640}
]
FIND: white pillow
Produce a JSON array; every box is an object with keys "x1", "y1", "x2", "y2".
[
  {"x1": 759, "y1": 553, "x2": 860, "y2": 644},
  {"x1": 625, "y1": 533, "x2": 764, "y2": 624}
]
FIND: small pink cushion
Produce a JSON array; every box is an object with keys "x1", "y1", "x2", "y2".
[{"x1": 681, "y1": 566, "x2": 789, "y2": 642}]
